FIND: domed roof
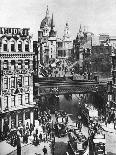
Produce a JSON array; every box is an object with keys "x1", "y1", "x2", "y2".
[
  {"x1": 40, "y1": 6, "x2": 52, "y2": 29},
  {"x1": 40, "y1": 16, "x2": 52, "y2": 29}
]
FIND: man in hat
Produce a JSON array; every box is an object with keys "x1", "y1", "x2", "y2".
[{"x1": 42, "y1": 146, "x2": 47, "y2": 155}]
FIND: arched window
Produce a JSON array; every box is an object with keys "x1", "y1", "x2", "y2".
[
  {"x1": 25, "y1": 41, "x2": 29, "y2": 52},
  {"x1": 10, "y1": 41, "x2": 15, "y2": 52},
  {"x1": 3, "y1": 40, "x2": 7, "y2": 52},
  {"x1": 18, "y1": 41, "x2": 22, "y2": 52}
]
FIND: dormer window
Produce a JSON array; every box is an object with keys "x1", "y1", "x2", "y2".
[{"x1": 11, "y1": 43, "x2": 15, "y2": 52}]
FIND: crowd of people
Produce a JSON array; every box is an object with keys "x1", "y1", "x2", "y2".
[{"x1": 1, "y1": 109, "x2": 53, "y2": 148}]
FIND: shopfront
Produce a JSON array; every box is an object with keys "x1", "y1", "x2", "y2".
[
  {"x1": 18, "y1": 111, "x2": 23, "y2": 127},
  {"x1": 25, "y1": 109, "x2": 30, "y2": 127}
]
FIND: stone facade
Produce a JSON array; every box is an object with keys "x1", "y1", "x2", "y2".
[{"x1": 0, "y1": 27, "x2": 35, "y2": 132}]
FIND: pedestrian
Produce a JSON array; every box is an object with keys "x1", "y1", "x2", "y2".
[
  {"x1": 42, "y1": 146, "x2": 47, "y2": 155},
  {"x1": 39, "y1": 133, "x2": 42, "y2": 142},
  {"x1": 43, "y1": 133, "x2": 46, "y2": 142}
]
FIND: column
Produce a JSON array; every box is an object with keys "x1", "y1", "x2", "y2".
[
  {"x1": 1, "y1": 60, "x2": 4, "y2": 70},
  {"x1": 8, "y1": 95, "x2": 11, "y2": 109},
  {"x1": 16, "y1": 113, "x2": 18, "y2": 128},
  {"x1": 22, "y1": 40, "x2": 25, "y2": 52},
  {"x1": 1, "y1": 97, "x2": 4, "y2": 111},
  {"x1": 30, "y1": 60, "x2": 33, "y2": 70},
  {"x1": 9, "y1": 115, "x2": 11, "y2": 129},
  {"x1": 22, "y1": 60, "x2": 25, "y2": 70},
  {"x1": 15, "y1": 60, "x2": 18, "y2": 70},
  {"x1": 23, "y1": 111, "x2": 25, "y2": 127},
  {"x1": 15, "y1": 40, "x2": 18, "y2": 52},
  {"x1": 8, "y1": 60, "x2": 11, "y2": 70},
  {"x1": 15, "y1": 94, "x2": 18, "y2": 107},
  {"x1": 1, "y1": 118, "x2": 4, "y2": 132},
  {"x1": 22, "y1": 93, "x2": 25, "y2": 105},
  {"x1": 29, "y1": 87, "x2": 33, "y2": 104},
  {"x1": 30, "y1": 111, "x2": 33, "y2": 124}
]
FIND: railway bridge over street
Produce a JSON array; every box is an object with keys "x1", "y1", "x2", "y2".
[
  {"x1": 34, "y1": 77, "x2": 108, "y2": 114},
  {"x1": 35, "y1": 77, "x2": 107, "y2": 95}
]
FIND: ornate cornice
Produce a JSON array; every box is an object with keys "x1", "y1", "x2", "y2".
[
  {"x1": 2, "y1": 86, "x2": 31, "y2": 96},
  {"x1": 1, "y1": 68, "x2": 34, "y2": 76},
  {"x1": 0, "y1": 52, "x2": 34, "y2": 59}
]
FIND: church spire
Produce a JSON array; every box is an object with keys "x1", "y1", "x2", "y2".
[
  {"x1": 49, "y1": 13, "x2": 56, "y2": 37},
  {"x1": 64, "y1": 22, "x2": 69, "y2": 38},
  {"x1": 46, "y1": 5, "x2": 49, "y2": 17},
  {"x1": 51, "y1": 13, "x2": 55, "y2": 29},
  {"x1": 79, "y1": 24, "x2": 82, "y2": 33}
]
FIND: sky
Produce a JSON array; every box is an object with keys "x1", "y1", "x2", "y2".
[{"x1": 0, "y1": 0, "x2": 116, "y2": 40}]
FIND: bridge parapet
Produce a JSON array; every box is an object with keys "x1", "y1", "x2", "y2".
[{"x1": 36, "y1": 81, "x2": 107, "y2": 95}]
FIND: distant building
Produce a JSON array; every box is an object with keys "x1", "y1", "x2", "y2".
[
  {"x1": 37, "y1": 6, "x2": 73, "y2": 77},
  {"x1": 99, "y1": 34, "x2": 110, "y2": 44},
  {"x1": 0, "y1": 27, "x2": 35, "y2": 132}
]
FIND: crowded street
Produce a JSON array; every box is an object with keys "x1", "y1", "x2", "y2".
[
  {"x1": 1, "y1": 1, "x2": 116, "y2": 155},
  {"x1": 0, "y1": 107, "x2": 89, "y2": 155}
]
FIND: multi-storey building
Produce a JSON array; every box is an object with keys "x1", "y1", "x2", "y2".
[
  {"x1": 37, "y1": 6, "x2": 73, "y2": 77},
  {"x1": 0, "y1": 27, "x2": 35, "y2": 132}
]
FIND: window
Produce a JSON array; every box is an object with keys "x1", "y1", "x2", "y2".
[
  {"x1": 3, "y1": 60, "x2": 8, "y2": 69},
  {"x1": 17, "y1": 76, "x2": 22, "y2": 87},
  {"x1": 11, "y1": 77, "x2": 15, "y2": 88},
  {"x1": 25, "y1": 94, "x2": 29, "y2": 104},
  {"x1": 4, "y1": 96, "x2": 8, "y2": 109},
  {"x1": 11, "y1": 44, "x2": 15, "y2": 51},
  {"x1": 18, "y1": 95, "x2": 22, "y2": 105},
  {"x1": 18, "y1": 43, "x2": 22, "y2": 51},
  {"x1": 25, "y1": 60, "x2": 29, "y2": 69},
  {"x1": 11, "y1": 96, "x2": 15, "y2": 107},
  {"x1": 58, "y1": 50, "x2": 62, "y2": 57},
  {"x1": 3, "y1": 44, "x2": 7, "y2": 51},
  {"x1": 9, "y1": 28, "x2": 11, "y2": 33},
  {"x1": 24, "y1": 76, "x2": 29, "y2": 86},
  {"x1": 18, "y1": 60, "x2": 22, "y2": 69},
  {"x1": 11, "y1": 60, "x2": 15, "y2": 70},
  {"x1": 25, "y1": 44, "x2": 29, "y2": 52},
  {"x1": 51, "y1": 41, "x2": 53, "y2": 45},
  {"x1": 4, "y1": 78, "x2": 8, "y2": 89}
]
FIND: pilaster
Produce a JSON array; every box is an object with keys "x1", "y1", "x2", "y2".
[
  {"x1": 30, "y1": 111, "x2": 33, "y2": 124},
  {"x1": 15, "y1": 94, "x2": 18, "y2": 107},
  {"x1": 15, "y1": 60, "x2": 18, "y2": 69},
  {"x1": 9, "y1": 115, "x2": 11, "y2": 129},
  {"x1": 16, "y1": 113, "x2": 18, "y2": 128},
  {"x1": 8, "y1": 95, "x2": 11, "y2": 108},
  {"x1": 1, "y1": 118, "x2": 4, "y2": 132},
  {"x1": 22, "y1": 93, "x2": 25, "y2": 105},
  {"x1": 23, "y1": 111, "x2": 25, "y2": 126},
  {"x1": 8, "y1": 60, "x2": 11, "y2": 70}
]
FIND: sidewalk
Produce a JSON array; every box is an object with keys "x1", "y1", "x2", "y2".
[
  {"x1": 100, "y1": 122, "x2": 116, "y2": 134},
  {"x1": 0, "y1": 120, "x2": 50, "y2": 155},
  {"x1": 0, "y1": 138, "x2": 32, "y2": 155}
]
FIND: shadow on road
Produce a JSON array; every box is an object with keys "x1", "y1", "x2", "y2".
[
  {"x1": 107, "y1": 152, "x2": 116, "y2": 155},
  {"x1": 54, "y1": 141, "x2": 68, "y2": 155}
]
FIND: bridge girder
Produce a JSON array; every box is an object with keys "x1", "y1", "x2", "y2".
[{"x1": 38, "y1": 84, "x2": 107, "y2": 95}]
